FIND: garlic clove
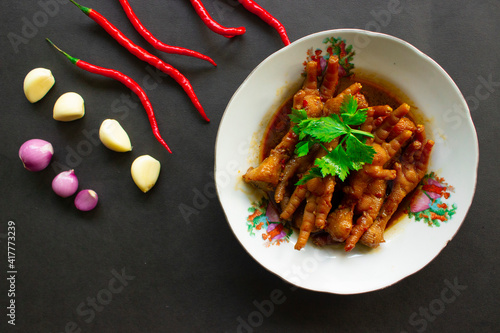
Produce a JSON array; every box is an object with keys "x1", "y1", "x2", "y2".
[
  {"x1": 53, "y1": 92, "x2": 85, "y2": 122},
  {"x1": 131, "y1": 155, "x2": 161, "y2": 193},
  {"x1": 24, "y1": 68, "x2": 55, "y2": 103},
  {"x1": 99, "y1": 119, "x2": 132, "y2": 152}
]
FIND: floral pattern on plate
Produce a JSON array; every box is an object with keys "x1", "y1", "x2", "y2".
[
  {"x1": 246, "y1": 172, "x2": 457, "y2": 246},
  {"x1": 303, "y1": 36, "x2": 355, "y2": 78},
  {"x1": 407, "y1": 172, "x2": 457, "y2": 227},
  {"x1": 246, "y1": 197, "x2": 292, "y2": 247}
]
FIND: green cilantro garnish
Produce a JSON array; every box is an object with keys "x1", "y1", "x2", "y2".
[{"x1": 290, "y1": 95, "x2": 376, "y2": 184}]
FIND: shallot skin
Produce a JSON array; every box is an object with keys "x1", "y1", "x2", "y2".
[
  {"x1": 19, "y1": 139, "x2": 54, "y2": 171},
  {"x1": 52, "y1": 170, "x2": 79, "y2": 198},
  {"x1": 74, "y1": 189, "x2": 98, "y2": 211}
]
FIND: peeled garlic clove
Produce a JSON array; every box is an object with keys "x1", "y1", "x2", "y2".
[
  {"x1": 24, "y1": 68, "x2": 55, "y2": 103},
  {"x1": 53, "y1": 92, "x2": 85, "y2": 121},
  {"x1": 131, "y1": 155, "x2": 161, "y2": 193},
  {"x1": 99, "y1": 119, "x2": 132, "y2": 152}
]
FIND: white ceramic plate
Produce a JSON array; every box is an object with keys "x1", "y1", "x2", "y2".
[{"x1": 215, "y1": 29, "x2": 478, "y2": 294}]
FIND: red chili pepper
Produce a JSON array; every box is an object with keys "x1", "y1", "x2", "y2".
[
  {"x1": 47, "y1": 39, "x2": 172, "y2": 154},
  {"x1": 68, "y1": 0, "x2": 210, "y2": 122},
  {"x1": 117, "y1": 0, "x2": 216, "y2": 66},
  {"x1": 237, "y1": 0, "x2": 290, "y2": 46},
  {"x1": 188, "y1": 0, "x2": 246, "y2": 38}
]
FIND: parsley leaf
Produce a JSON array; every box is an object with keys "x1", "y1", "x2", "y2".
[
  {"x1": 346, "y1": 135, "x2": 376, "y2": 165},
  {"x1": 289, "y1": 94, "x2": 376, "y2": 184},
  {"x1": 299, "y1": 114, "x2": 348, "y2": 142},
  {"x1": 339, "y1": 94, "x2": 359, "y2": 116},
  {"x1": 341, "y1": 109, "x2": 368, "y2": 127},
  {"x1": 289, "y1": 108, "x2": 308, "y2": 124},
  {"x1": 315, "y1": 146, "x2": 351, "y2": 181},
  {"x1": 340, "y1": 94, "x2": 368, "y2": 126},
  {"x1": 295, "y1": 141, "x2": 314, "y2": 157},
  {"x1": 297, "y1": 166, "x2": 324, "y2": 185}
]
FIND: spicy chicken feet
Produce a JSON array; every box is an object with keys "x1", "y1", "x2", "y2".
[
  {"x1": 360, "y1": 127, "x2": 434, "y2": 248},
  {"x1": 243, "y1": 58, "x2": 339, "y2": 192},
  {"x1": 278, "y1": 82, "x2": 367, "y2": 221},
  {"x1": 325, "y1": 104, "x2": 412, "y2": 242},
  {"x1": 292, "y1": 175, "x2": 336, "y2": 250},
  {"x1": 344, "y1": 178, "x2": 387, "y2": 251}
]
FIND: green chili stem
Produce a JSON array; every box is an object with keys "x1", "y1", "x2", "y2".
[
  {"x1": 46, "y1": 38, "x2": 79, "y2": 65},
  {"x1": 68, "y1": 0, "x2": 91, "y2": 15}
]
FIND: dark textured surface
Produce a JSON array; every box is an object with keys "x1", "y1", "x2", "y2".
[{"x1": 0, "y1": 1, "x2": 498, "y2": 332}]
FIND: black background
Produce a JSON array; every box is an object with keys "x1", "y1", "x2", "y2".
[{"x1": 1, "y1": 0, "x2": 499, "y2": 332}]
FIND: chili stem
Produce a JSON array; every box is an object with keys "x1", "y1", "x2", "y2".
[
  {"x1": 68, "y1": 0, "x2": 210, "y2": 122},
  {"x1": 47, "y1": 38, "x2": 172, "y2": 154},
  {"x1": 118, "y1": 0, "x2": 216, "y2": 66}
]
